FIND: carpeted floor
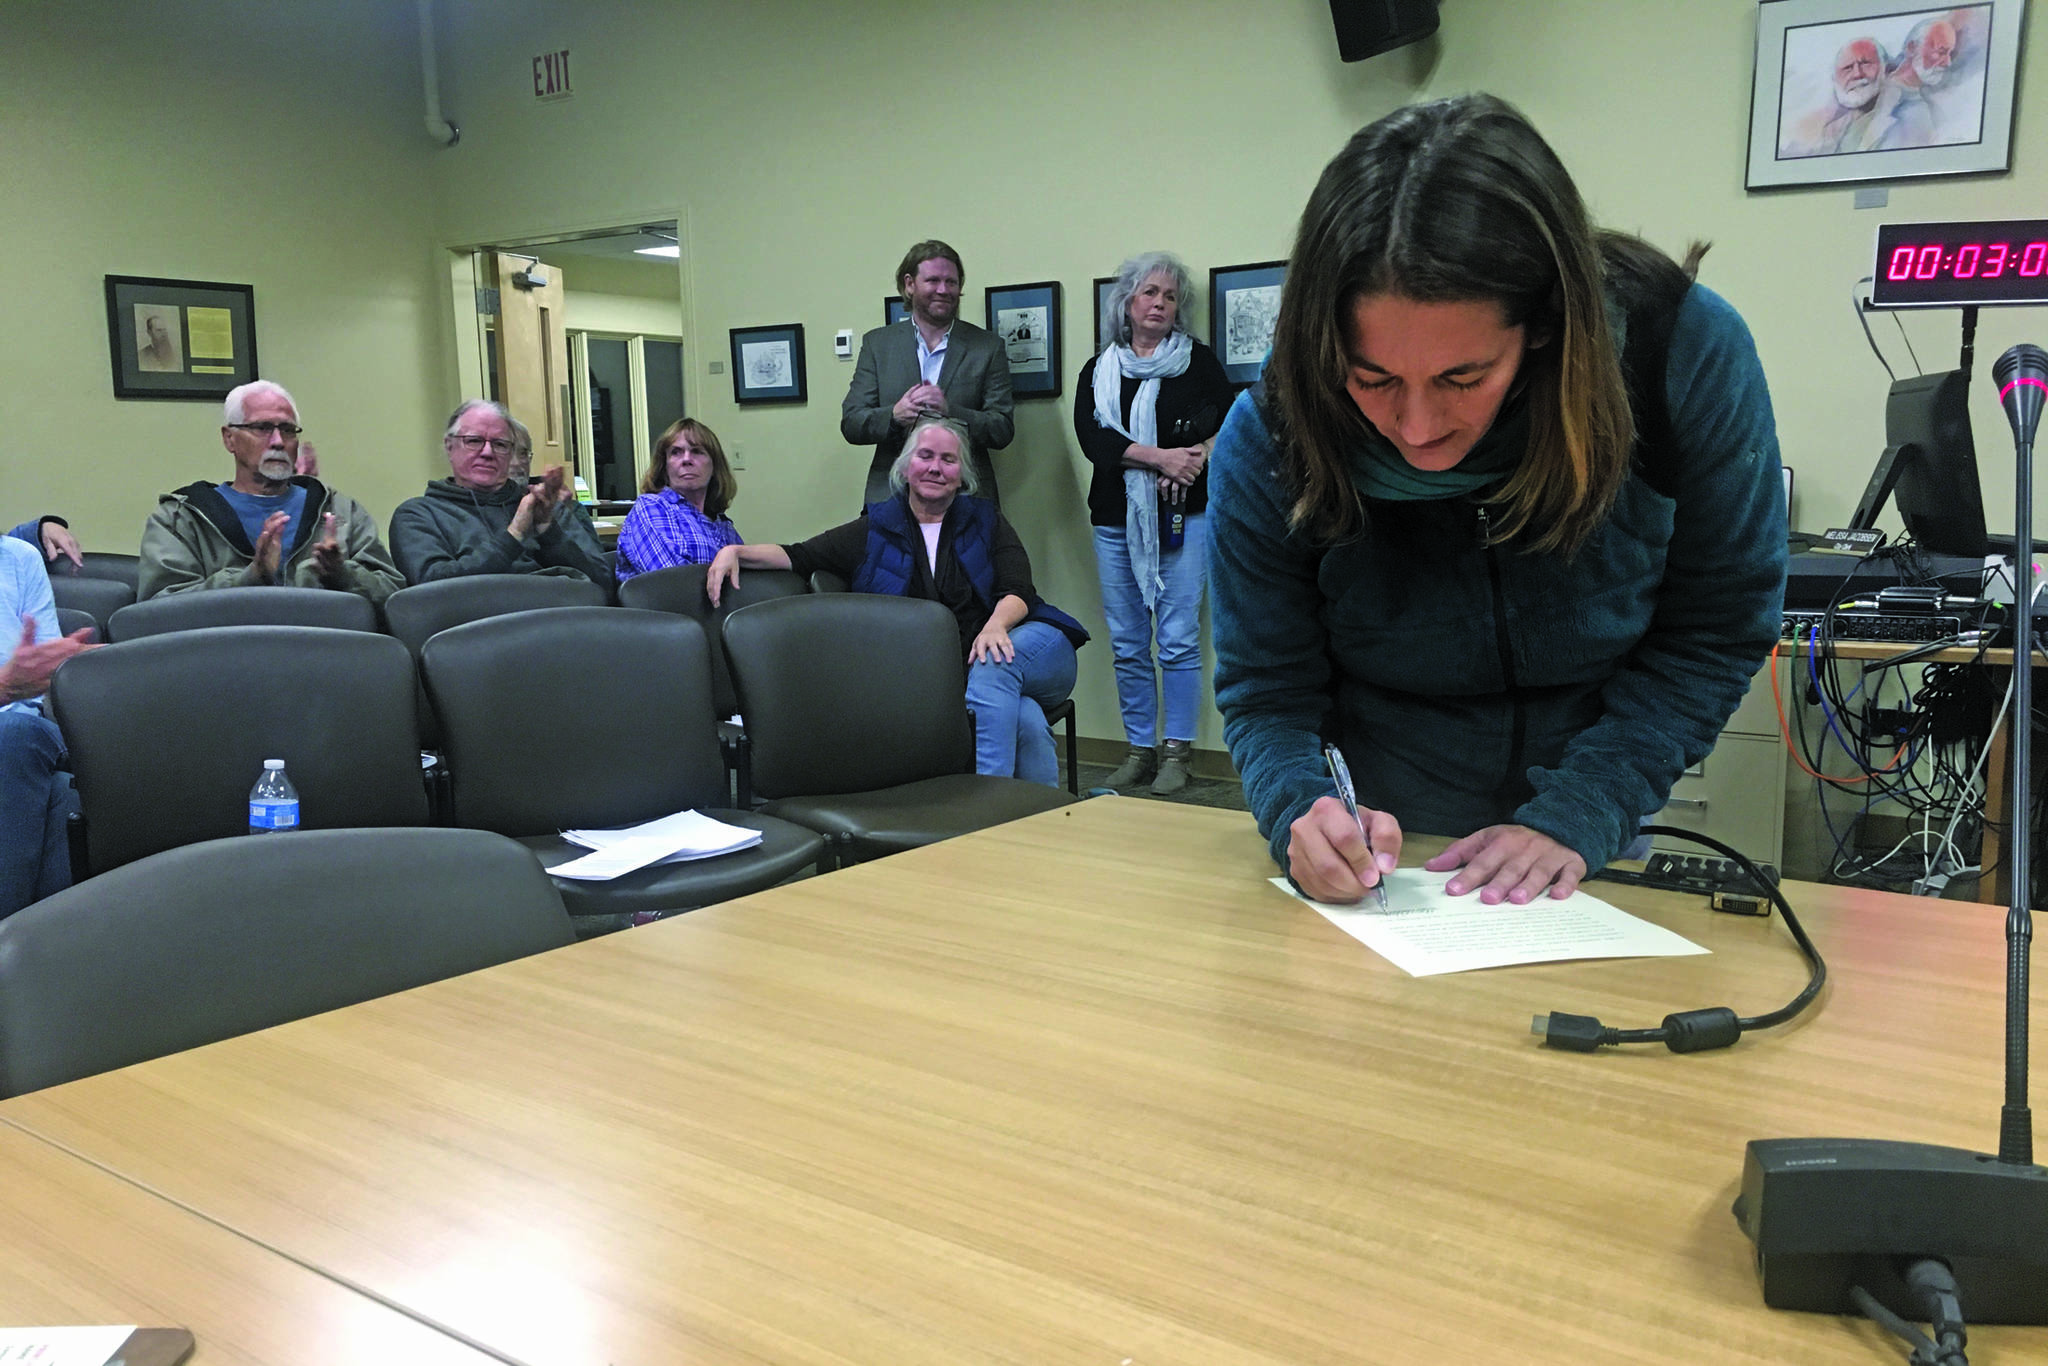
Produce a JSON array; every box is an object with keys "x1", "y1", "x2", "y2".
[{"x1": 1071, "y1": 759, "x2": 1249, "y2": 812}]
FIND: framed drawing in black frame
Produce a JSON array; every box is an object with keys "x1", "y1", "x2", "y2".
[
  {"x1": 1209, "y1": 260, "x2": 1286, "y2": 388},
  {"x1": 985, "y1": 280, "x2": 1062, "y2": 399},
  {"x1": 1092, "y1": 276, "x2": 1118, "y2": 351},
  {"x1": 729, "y1": 323, "x2": 807, "y2": 405},
  {"x1": 884, "y1": 296, "x2": 910, "y2": 326},
  {"x1": 105, "y1": 274, "x2": 258, "y2": 400}
]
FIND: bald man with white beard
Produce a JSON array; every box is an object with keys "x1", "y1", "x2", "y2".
[
  {"x1": 1876, "y1": 16, "x2": 1959, "y2": 150},
  {"x1": 1784, "y1": 36, "x2": 1893, "y2": 156}
]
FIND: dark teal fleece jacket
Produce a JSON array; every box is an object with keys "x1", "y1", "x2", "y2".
[{"x1": 1207, "y1": 284, "x2": 1787, "y2": 874}]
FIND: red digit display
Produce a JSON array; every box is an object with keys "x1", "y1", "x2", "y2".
[{"x1": 1871, "y1": 219, "x2": 2048, "y2": 307}]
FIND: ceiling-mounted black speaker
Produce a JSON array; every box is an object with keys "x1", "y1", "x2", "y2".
[{"x1": 1329, "y1": 0, "x2": 1440, "y2": 61}]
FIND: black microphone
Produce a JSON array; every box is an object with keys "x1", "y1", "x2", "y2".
[
  {"x1": 1995, "y1": 343, "x2": 2047, "y2": 450},
  {"x1": 1729, "y1": 338, "x2": 2048, "y2": 1336}
]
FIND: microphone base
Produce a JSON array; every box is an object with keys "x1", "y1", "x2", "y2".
[{"x1": 1734, "y1": 1137, "x2": 2048, "y2": 1322}]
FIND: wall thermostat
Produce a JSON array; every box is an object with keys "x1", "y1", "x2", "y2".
[{"x1": 834, "y1": 329, "x2": 854, "y2": 359}]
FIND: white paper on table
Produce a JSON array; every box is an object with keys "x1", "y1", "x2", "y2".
[
  {"x1": 0, "y1": 1327, "x2": 140, "y2": 1365},
  {"x1": 549, "y1": 810, "x2": 762, "y2": 881},
  {"x1": 1272, "y1": 868, "x2": 1706, "y2": 977}
]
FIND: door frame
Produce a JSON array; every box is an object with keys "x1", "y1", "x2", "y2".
[{"x1": 442, "y1": 208, "x2": 692, "y2": 483}]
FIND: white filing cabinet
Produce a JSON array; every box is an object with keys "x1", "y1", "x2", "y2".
[{"x1": 1650, "y1": 661, "x2": 1785, "y2": 866}]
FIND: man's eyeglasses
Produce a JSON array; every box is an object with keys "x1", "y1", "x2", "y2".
[
  {"x1": 227, "y1": 422, "x2": 302, "y2": 439},
  {"x1": 450, "y1": 434, "x2": 516, "y2": 455}
]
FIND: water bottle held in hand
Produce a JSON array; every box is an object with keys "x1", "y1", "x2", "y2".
[{"x1": 248, "y1": 758, "x2": 300, "y2": 834}]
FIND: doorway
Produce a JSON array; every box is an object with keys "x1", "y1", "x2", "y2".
[{"x1": 448, "y1": 221, "x2": 686, "y2": 507}]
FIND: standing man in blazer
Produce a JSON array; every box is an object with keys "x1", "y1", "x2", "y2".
[{"x1": 841, "y1": 240, "x2": 1015, "y2": 507}]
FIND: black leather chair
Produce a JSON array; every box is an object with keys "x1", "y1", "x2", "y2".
[
  {"x1": 383, "y1": 574, "x2": 610, "y2": 651},
  {"x1": 48, "y1": 575, "x2": 133, "y2": 638},
  {"x1": 383, "y1": 574, "x2": 609, "y2": 753},
  {"x1": 52, "y1": 608, "x2": 97, "y2": 643},
  {"x1": 0, "y1": 828, "x2": 573, "y2": 1097},
  {"x1": 806, "y1": 570, "x2": 1079, "y2": 794},
  {"x1": 619, "y1": 564, "x2": 810, "y2": 803},
  {"x1": 74, "y1": 552, "x2": 141, "y2": 589},
  {"x1": 421, "y1": 606, "x2": 826, "y2": 925},
  {"x1": 109, "y1": 586, "x2": 379, "y2": 642},
  {"x1": 722, "y1": 594, "x2": 1077, "y2": 865},
  {"x1": 48, "y1": 626, "x2": 428, "y2": 876}
]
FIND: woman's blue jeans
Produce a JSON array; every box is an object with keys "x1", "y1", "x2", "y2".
[
  {"x1": 1092, "y1": 514, "x2": 1207, "y2": 747},
  {"x1": 964, "y1": 620, "x2": 1078, "y2": 786}
]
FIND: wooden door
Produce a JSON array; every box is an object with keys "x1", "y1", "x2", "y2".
[{"x1": 492, "y1": 253, "x2": 569, "y2": 476}]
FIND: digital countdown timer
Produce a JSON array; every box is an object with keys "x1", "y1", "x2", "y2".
[{"x1": 1870, "y1": 218, "x2": 2048, "y2": 309}]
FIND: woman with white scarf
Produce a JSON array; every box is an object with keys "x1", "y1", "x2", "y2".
[{"x1": 1073, "y1": 252, "x2": 1233, "y2": 794}]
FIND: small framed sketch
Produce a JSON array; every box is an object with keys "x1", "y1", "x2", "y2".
[
  {"x1": 1209, "y1": 260, "x2": 1286, "y2": 388},
  {"x1": 884, "y1": 296, "x2": 910, "y2": 326},
  {"x1": 1092, "y1": 276, "x2": 1118, "y2": 350},
  {"x1": 105, "y1": 274, "x2": 258, "y2": 400},
  {"x1": 985, "y1": 281, "x2": 1063, "y2": 399},
  {"x1": 1746, "y1": 0, "x2": 2022, "y2": 189},
  {"x1": 729, "y1": 323, "x2": 806, "y2": 405}
]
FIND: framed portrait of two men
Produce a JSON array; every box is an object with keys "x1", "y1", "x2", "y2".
[{"x1": 1746, "y1": 0, "x2": 2024, "y2": 189}]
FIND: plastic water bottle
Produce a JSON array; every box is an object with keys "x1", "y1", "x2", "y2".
[{"x1": 248, "y1": 759, "x2": 300, "y2": 835}]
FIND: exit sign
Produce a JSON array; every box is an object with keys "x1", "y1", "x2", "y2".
[{"x1": 532, "y1": 49, "x2": 572, "y2": 102}]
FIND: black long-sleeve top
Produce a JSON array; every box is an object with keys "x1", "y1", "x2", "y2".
[{"x1": 1072, "y1": 340, "x2": 1235, "y2": 527}]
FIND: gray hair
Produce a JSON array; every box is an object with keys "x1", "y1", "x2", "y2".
[
  {"x1": 1100, "y1": 251, "x2": 1195, "y2": 351},
  {"x1": 504, "y1": 414, "x2": 534, "y2": 480},
  {"x1": 223, "y1": 380, "x2": 297, "y2": 426},
  {"x1": 887, "y1": 416, "x2": 980, "y2": 498},
  {"x1": 443, "y1": 399, "x2": 514, "y2": 440}
]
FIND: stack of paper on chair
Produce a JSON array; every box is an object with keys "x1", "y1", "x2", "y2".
[{"x1": 547, "y1": 810, "x2": 763, "y2": 881}]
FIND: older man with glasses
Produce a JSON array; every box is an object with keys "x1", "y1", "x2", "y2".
[
  {"x1": 138, "y1": 379, "x2": 405, "y2": 603},
  {"x1": 388, "y1": 399, "x2": 608, "y2": 587}
]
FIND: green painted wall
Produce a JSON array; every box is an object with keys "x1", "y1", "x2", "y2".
[
  {"x1": 1, "y1": 1, "x2": 454, "y2": 554},
  {"x1": 426, "y1": 0, "x2": 2048, "y2": 748},
  {"x1": 7, "y1": 0, "x2": 2044, "y2": 752}
]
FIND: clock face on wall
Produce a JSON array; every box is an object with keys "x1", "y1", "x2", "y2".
[{"x1": 1871, "y1": 219, "x2": 2048, "y2": 308}]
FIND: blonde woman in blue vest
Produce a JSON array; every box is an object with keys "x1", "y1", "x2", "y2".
[{"x1": 706, "y1": 416, "x2": 1087, "y2": 785}]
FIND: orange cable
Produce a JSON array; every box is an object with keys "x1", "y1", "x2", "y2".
[{"x1": 1771, "y1": 636, "x2": 1911, "y2": 783}]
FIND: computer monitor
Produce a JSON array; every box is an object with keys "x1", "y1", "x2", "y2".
[{"x1": 1846, "y1": 370, "x2": 1987, "y2": 556}]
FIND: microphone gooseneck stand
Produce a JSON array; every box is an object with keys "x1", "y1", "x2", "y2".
[{"x1": 1732, "y1": 344, "x2": 2048, "y2": 1366}]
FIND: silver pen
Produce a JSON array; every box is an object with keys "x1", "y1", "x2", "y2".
[{"x1": 1323, "y1": 743, "x2": 1391, "y2": 911}]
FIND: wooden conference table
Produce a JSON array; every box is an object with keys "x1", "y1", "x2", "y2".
[{"x1": 3, "y1": 799, "x2": 2044, "y2": 1364}]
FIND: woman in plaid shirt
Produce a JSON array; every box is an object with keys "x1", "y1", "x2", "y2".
[{"x1": 615, "y1": 418, "x2": 744, "y2": 581}]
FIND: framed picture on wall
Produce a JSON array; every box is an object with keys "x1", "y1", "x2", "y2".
[
  {"x1": 729, "y1": 323, "x2": 806, "y2": 405},
  {"x1": 1092, "y1": 276, "x2": 1117, "y2": 351},
  {"x1": 884, "y1": 296, "x2": 910, "y2": 326},
  {"x1": 1746, "y1": 0, "x2": 2023, "y2": 189},
  {"x1": 1209, "y1": 260, "x2": 1286, "y2": 388},
  {"x1": 985, "y1": 281, "x2": 1063, "y2": 399},
  {"x1": 105, "y1": 274, "x2": 258, "y2": 400}
]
